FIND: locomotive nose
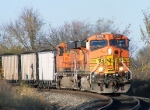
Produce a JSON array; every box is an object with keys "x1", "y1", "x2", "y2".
[{"x1": 108, "y1": 48, "x2": 120, "y2": 55}]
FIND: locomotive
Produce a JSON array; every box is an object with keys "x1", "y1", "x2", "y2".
[
  {"x1": 56, "y1": 32, "x2": 132, "y2": 93},
  {"x1": 0, "y1": 32, "x2": 132, "y2": 93}
]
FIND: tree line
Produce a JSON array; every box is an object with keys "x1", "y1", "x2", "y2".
[{"x1": 0, "y1": 7, "x2": 131, "y2": 53}]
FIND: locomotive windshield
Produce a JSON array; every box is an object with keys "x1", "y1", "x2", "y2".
[
  {"x1": 90, "y1": 40, "x2": 108, "y2": 47},
  {"x1": 110, "y1": 39, "x2": 128, "y2": 49}
]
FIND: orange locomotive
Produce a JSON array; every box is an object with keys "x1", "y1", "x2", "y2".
[{"x1": 56, "y1": 32, "x2": 132, "y2": 93}]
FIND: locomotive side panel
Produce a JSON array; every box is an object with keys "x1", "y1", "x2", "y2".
[
  {"x1": 56, "y1": 55, "x2": 64, "y2": 73},
  {"x1": 56, "y1": 41, "x2": 90, "y2": 74}
]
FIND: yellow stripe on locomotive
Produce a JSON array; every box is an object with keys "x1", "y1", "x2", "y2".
[{"x1": 90, "y1": 56, "x2": 130, "y2": 74}]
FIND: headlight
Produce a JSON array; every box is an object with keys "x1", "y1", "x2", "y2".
[
  {"x1": 108, "y1": 48, "x2": 112, "y2": 55},
  {"x1": 99, "y1": 67, "x2": 103, "y2": 72},
  {"x1": 119, "y1": 67, "x2": 123, "y2": 71}
]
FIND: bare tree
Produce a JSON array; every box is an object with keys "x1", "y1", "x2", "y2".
[
  {"x1": 131, "y1": 47, "x2": 150, "y2": 80},
  {"x1": 94, "y1": 19, "x2": 131, "y2": 36},
  {"x1": 0, "y1": 7, "x2": 44, "y2": 53},
  {"x1": 141, "y1": 9, "x2": 150, "y2": 45},
  {"x1": 131, "y1": 9, "x2": 150, "y2": 80},
  {"x1": 41, "y1": 21, "x2": 90, "y2": 48},
  {"x1": 44, "y1": 19, "x2": 132, "y2": 48}
]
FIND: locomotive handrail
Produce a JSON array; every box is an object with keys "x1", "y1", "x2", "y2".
[
  {"x1": 121, "y1": 58, "x2": 132, "y2": 79},
  {"x1": 90, "y1": 60, "x2": 103, "y2": 84},
  {"x1": 74, "y1": 60, "x2": 77, "y2": 87}
]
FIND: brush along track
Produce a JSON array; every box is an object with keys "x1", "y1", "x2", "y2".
[
  {"x1": 10, "y1": 83, "x2": 113, "y2": 109},
  {"x1": 10, "y1": 83, "x2": 143, "y2": 110},
  {"x1": 38, "y1": 89, "x2": 113, "y2": 110},
  {"x1": 108, "y1": 95, "x2": 140, "y2": 110}
]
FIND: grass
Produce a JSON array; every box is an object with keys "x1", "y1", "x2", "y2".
[
  {"x1": 1, "y1": 78, "x2": 150, "y2": 109},
  {"x1": 0, "y1": 80, "x2": 55, "y2": 110}
]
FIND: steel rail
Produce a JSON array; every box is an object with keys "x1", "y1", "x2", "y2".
[
  {"x1": 98, "y1": 97, "x2": 113, "y2": 110},
  {"x1": 131, "y1": 97, "x2": 140, "y2": 110}
]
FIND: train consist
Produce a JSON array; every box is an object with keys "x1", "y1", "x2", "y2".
[{"x1": 0, "y1": 32, "x2": 132, "y2": 93}]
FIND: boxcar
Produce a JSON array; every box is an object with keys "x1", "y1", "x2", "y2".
[
  {"x1": 1, "y1": 54, "x2": 20, "y2": 82},
  {"x1": 38, "y1": 50, "x2": 56, "y2": 88},
  {"x1": 20, "y1": 52, "x2": 37, "y2": 83}
]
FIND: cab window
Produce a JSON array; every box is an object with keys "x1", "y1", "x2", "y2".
[
  {"x1": 90, "y1": 40, "x2": 108, "y2": 47},
  {"x1": 90, "y1": 40, "x2": 108, "y2": 51},
  {"x1": 110, "y1": 39, "x2": 128, "y2": 49}
]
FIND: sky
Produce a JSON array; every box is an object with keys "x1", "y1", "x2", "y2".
[{"x1": 0, "y1": 0, "x2": 149, "y2": 52}]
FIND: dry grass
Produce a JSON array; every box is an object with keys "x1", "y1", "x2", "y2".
[{"x1": 0, "y1": 80, "x2": 53, "y2": 110}]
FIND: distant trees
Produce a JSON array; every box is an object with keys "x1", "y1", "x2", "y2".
[
  {"x1": 130, "y1": 9, "x2": 150, "y2": 80},
  {"x1": 0, "y1": 7, "x2": 132, "y2": 54},
  {"x1": 130, "y1": 47, "x2": 150, "y2": 79},
  {"x1": 44, "y1": 19, "x2": 131, "y2": 48},
  {"x1": 0, "y1": 7, "x2": 45, "y2": 53},
  {"x1": 141, "y1": 9, "x2": 150, "y2": 46}
]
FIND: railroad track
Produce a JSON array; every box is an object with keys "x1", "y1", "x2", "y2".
[
  {"x1": 108, "y1": 95, "x2": 140, "y2": 110},
  {"x1": 135, "y1": 96, "x2": 150, "y2": 110}
]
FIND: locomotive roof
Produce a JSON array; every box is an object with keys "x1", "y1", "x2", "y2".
[
  {"x1": 87, "y1": 33, "x2": 128, "y2": 41},
  {"x1": 67, "y1": 38, "x2": 87, "y2": 44}
]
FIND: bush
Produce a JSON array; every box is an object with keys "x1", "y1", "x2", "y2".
[
  {"x1": 127, "y1": 79, "x2": 150, "y2": 98},
  {"x1": 0, "y1": 80, "x2": 53, "y2": 110},
  {"x1": 0, "y1": 80, "x2": 17, "y2": 109}
]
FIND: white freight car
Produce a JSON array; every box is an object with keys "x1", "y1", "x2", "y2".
[
  {"x1": 38, "y1": 50, "x2": 56, "y2": 87},
  {"x1": 21, "y1": 52, "x2": 37, "y2": 83},
  {"x1": 2, "y1": 54, "x2": 19, "y2": 82}
]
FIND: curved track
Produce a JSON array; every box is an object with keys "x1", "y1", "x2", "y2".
[
  {"x1": 108, "y1": 95, "x2": 140, "y2": 110},
  {"x1": 136, "y1": 97, "x2": 150, "y2": 110}
]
